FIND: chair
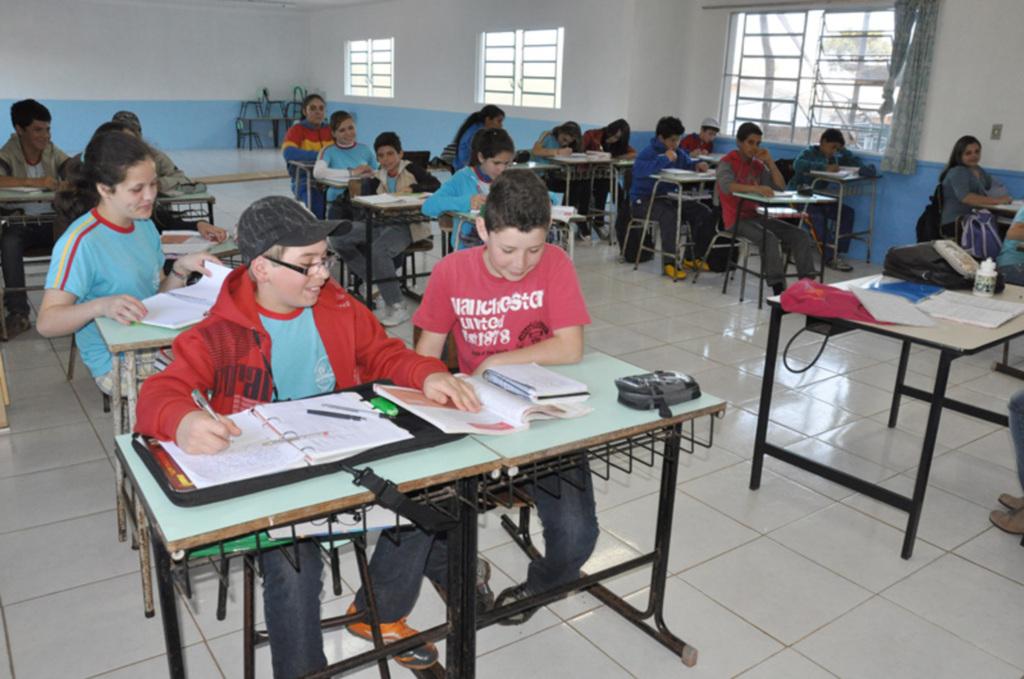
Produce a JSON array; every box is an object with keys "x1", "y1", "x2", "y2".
[
  {"x1": 630, "y1": 198, "x2": 701, "y2": 282},
  {"x1": 236, "y1": 118, "x2": 262, "y2": 150},
  {"x1": 259, "y1": 87, "x2": 288, "y2": 118},
  {"x1": 285, "y1": 86, "x2": 307, "y2": 119},
  {"x1": 401, "y1": 150, "x2": 431, "y2": 171},
  {"x1": 0, "y1": 213, "x2": 57, "y2": 340}
]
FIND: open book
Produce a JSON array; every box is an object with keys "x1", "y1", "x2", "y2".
[
  {"x1": 161, "y1": 230, "x2": 215, "y2": 256},
  {"x1": 152, "y1": 392, "x2": 413, "y2": 488},
  {"x1": 917, "y1": 290, "x2": 1024, "y2": 329},
  {"x1": 353, "y1": 192, "x2": 431, "y2": 207},
  {"x1": 482, "y1": 362, "x2": 590, "y2": 403},
  {"x1": 140, "y1": 262, "x2": 232, "y2": 329},
  {"x1": 373, "y1": 378, "x2": 593, "y2": 435}
]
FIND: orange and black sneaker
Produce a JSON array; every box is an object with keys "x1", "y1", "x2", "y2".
[
  {"x1": 346, "y1": 604, "x2": 438, "y2": 669},
  {"x1": 663, "y1": 264, "x2": 688, "y2": 280}
]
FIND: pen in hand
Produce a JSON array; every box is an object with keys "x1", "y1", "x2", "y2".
[{"x1": 192, "y1": 389, "x2": 224, "y2": 423}]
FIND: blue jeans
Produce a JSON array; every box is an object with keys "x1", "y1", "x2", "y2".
[
  {"x1": 1008, "y1": 389, "x2": 1024, "y2": 492},
  {"x1": 807, "y1": 203, "x2": 855, "y2": 258},
  {"x1": 353, "y1": 458, "x2": 600, "y2": 620},
  {"x1": 329, "y1": 223, "x2": 411, "y2": 307},
  {"x1": 261, "y1": 542, "x2": 327, "y2": 679}
]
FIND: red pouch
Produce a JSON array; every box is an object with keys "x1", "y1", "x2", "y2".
[{"x1": 779, "y1": 278, "x2": 880, "y2": 324}]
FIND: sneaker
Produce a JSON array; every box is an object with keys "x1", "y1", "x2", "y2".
[
  {"x1": 495, "y1": 583, "x2": 538, "y2": 626},
  {"x1": 827, "y1": 258, "x2": 853, "y2": 272},
  {"x1": 682, "y1": 258, "x2": 710, "y2": 271},
  {"x1": 663, "y1": 265, "x2": 687, "y2": 280},
  {"x1": 476, "y1": 557, "x2": 495, "y2": 614},
  {"x1": 378, "y1": 302, "x2": 412, "y2": 327},
  {"x1": 989, "y1": 506, "x2": 1024, "y2": 534},
  {"x1": 594, "y1": 224, "x2": 610, "y2": 241},
  {"x1": 998, "y1": 493, "x2": 1024, "y2": 511},
  {"x1": 3, "y1": 313, "x2": 30, "y2": 340},
  {"x1": 346, "y1": 604, "x2": 439, "y2": 669}
]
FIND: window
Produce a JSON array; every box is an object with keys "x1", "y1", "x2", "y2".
[
  {"x1": 721, "y1": 9, "x2": 894, "y2": 152},
  {"x1": 479, "y1": 28, "x2": 564, "y2": 109},
  {"x1": 346, "y1": 38, "x2": 394, "y2": 98}
]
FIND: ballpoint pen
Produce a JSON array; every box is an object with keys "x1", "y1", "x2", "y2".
[
  {"x1": 321, "y1": 403, "x2": 386, "y2": 418},
  {"x1": 307, "y1": 408, "x2": 364, "y2": 422},
  {"x1": 191, "y1": 389, "x2": 221, "y2": 422}
]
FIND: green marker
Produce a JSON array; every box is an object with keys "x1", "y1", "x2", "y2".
[{"x1": 369, "y1": 396, "x2": 399, "y2": 417}]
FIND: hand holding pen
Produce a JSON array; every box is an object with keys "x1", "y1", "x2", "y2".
[{"x1": 174, "y1": 389, "x2": 242, "y2": 456}]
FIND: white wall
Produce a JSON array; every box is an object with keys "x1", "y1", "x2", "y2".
[{"x1": 1, "y1": 0, "x2": 309, "y2": 101}]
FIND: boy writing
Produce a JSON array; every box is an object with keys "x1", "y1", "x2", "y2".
[
  {"x1": 678, "y1": 117, "x2": 720, "y2": 159},
  {"x1": 716, "y1": 122, "x2": 817, "y2": 295},
  {"x1": 0, "y1": 99, "x2": 71, "y2": 337},
  {"x1": 629, "y1": 116, "x2": 713, "y2": 279},
  {"x1": 786, "y1": 128, "x2": 863, "y2": 271},
  {"x1": 346, "y1": 171, "x2": 597, "y2": 633},
  {"x1": 134, "y1": 195, "x2": 479, "y2": 678},
  {"x1": 330, "y1": 131, "x2": 440, "y2": 327}
]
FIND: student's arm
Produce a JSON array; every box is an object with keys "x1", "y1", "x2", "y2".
[
  {"x1": 836, "y1": 148, "x2": 862, "y2": 168},
  {"x1": 313, "y1": 148, "x2": 358, "y2": 183},
  {"x1": 471, "y1": 326, "x2": 584, "y2": 376},
  {"x1": 532, "y1": 132, "x2": 570, "y2": 158},
  {"x1": 414, "y1": 328, "x2": 450, "y2": 361},
  {"x1": 281, "y1": 125, "x2": 321, "y2": 163},
  {"x1": 618, "y1": 145, "x2": 638, "y2": 161},
  {"x1": 1005, "y1": 220, "x2": 1024, "y2": 241},
  {"x1": 718, "y1": 157, "x2": 773, "y2": 198},
  {"x1": 406, "y1": 163, "x2": 441, "y2": 192},
  {"x1": 156, "y1": 253, "x2": 223, "y2": 293},
  {"x1": 37, "y1": 288, "x2": 149, "y2": 336},
  {"x1": 947, "y1": 167, "x2": 1012, "y2": 208},
  {"x1": 0, "y1": 171, "x2": 57, "y2": 190},
  {"x1": 790, "y1": 148, "x2": 825, "y2": 186},
  {"x1": 756, "y1": 148, "x2": 786, "y2": 192},
  {"x1": 421, "y1": 173, "x2": 474, "y2": 217}
]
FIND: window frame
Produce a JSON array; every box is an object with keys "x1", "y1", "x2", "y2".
[
  {"x1": 721, "y1": 8, "x2": 895, "y2": 152},
  {"x1": 345, "y1": 36, "x2": 395, "y2": 99},
  {"x1": 478, "y1": 27, "x2": 564, "y2": 109}
]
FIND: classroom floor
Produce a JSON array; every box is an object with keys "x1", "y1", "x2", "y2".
[{"x1": 2, "y1": 148, "x2": 1023, "y2": 679}]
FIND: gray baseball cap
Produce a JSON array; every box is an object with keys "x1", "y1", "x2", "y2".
[
  {"x1": 112, "y1": 110, "x2": 142, "y2": 134},
  {"x1": 700, "y1": 118, "x2": 720, "y2": 130},
  {"x1": 237, "y1": 196, "x2": 350, "y2": 263}
]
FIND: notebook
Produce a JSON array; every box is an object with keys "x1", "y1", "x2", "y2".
[{"x1": 139, "y1": 262, "x2": 232, "y2": 329}]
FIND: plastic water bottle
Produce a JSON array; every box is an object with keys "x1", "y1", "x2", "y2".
[{"x1": 973, "y1": 258, "x2": 997, "y2": 297}]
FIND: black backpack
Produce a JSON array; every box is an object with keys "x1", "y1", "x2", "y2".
[{"x1": 915, "y1": 184, "x2": 944, "y2": 242}]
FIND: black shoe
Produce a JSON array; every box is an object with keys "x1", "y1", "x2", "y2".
[
  {"x1": 3, "y1": 313, "x2": 30, "y2": 340},
  {"x1": 771, "y1": 283, "x2": 786, "y2": 296},
  {"x1": 495, "y1": 584, "x2": 537, "y2": 626}
]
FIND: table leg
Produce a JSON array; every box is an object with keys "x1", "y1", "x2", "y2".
[
  {"x1": 901, "y1": 350, "x2": 953, "y2": 559},
  {"x1": 126, "y1": 349, "x2": 139, "y2": 433},
  {"x1": 153, "y1": 538, "x2": 186, "y2": 678},
  {"x1": 136, "y1": 493, "x2": 156, "y2": 617},
  {"x1": 750, "y1": 304, "x2": 783, "y2": 489},
  {"x1": 446, "y1": 476, "x2": 478, "y2": 679},
  {"x1": 888, "y1": 341, "x2": 912, "y2": 428}
]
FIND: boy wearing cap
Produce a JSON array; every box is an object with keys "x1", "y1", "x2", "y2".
[
  {"x1": 135, "y1": 195, "x2": 479, "y2": 678},
  {"x1": 679, "y1": 118, "x2": 720, "y2": 160},
  {"x1": 111, "y1": 111, "x2": 205, "y2": 195}
]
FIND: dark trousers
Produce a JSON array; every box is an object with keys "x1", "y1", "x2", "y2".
[{"x1": 1, "y1": 221, "x2": 54, "y2": 317}]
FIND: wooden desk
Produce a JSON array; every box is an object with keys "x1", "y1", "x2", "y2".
[
  {"x1": 114, "y1": 431, "x2": 501, "y2": 678},
  {"x1": 751, "y1": 279, "x2": 1024, "y2": 559},
  {"x1": 809, "y1": 171, "x2": 883, "y2": 264}
]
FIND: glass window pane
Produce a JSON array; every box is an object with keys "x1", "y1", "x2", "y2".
[
  {"x1": 373, "y1": 64, "x2": 392, "y2": 76},
  {"x1": 372, "y1": 38, "x2": 392, "y2": 50},
  {"x1": 485, "y1": 31, "x2": 516, "y2": 47},
  {"x1": 521, "y1": 93, "x2": 554, "y2": 108},
  {"x1": 522, "y1": 62, "x2": 555, "y2": 78},
  {"x1": 523, "y1": 45, "x2": 557, "y2": 62},
  {"x1": 484, "y1": 77, "x2": 514, "y2": 93},
  {"x1": 351, "y1": 86, "x2": 367, "y2": 96},
  {"x1": 484, "y1": 92, "x2": 515, "y2": 106},
  {"x1": 522, "y1": 78, "x2": 555, "y2": 95},
  {"x1": 373, "y1": 76, "x2": 392, "y2": 88},
  {"x1": 351, "y1": 52, "x2": 367, "y2": 64},
  {"x1": 742, "y1": 35, "x2": 803, "y2": 57},
  {"x1": 523, "y1": 29, "x2": 558, "y2": 45},
  {"x1": 351, "y1": 64, "x2": 367, "y2": 76},
  {"x1": 744, "y1": 12, "x2": 806, "y2": 34},
  {"x1": 486, "y1": 62, "x2": 515, "y2": 77},
  {"x1": 486, "y1": 47, "x2": 516, "y2": 62},
  {"x1": 350, "y1": 40, "x2": 367, "y2": 52}
]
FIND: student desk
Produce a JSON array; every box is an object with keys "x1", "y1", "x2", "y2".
[
  {"x1": 728, "y1": 191, "x2": 837, "y2": 308},
  {"x1": 632, "y1": 170, "x2": 717, "y2": 274},
  {"x1": 348, "y1": 194, "x2": 431, "y2": 310},
  {"x1": 750, "y1": 279, "x2": 1024, "y2": 559},
  {"x1": 808, "y1": 171, "x2": 882, "y2": 264},
  {"x1": 548, "y1": 155, "x2": 629, "y2": 230},
  {"x1": 116, "y1": 353, "x2": 726, "y2": 676},
  {"x1": 506, "y1": 160, "x2": 560, "y2": 174},
  {"x1": 113, "y1": 431, "x2": 502, "y2": 679},
  {"x1": 159, "y1": 191, "x2": 217, "y2": 224},
  {"x1": 287, "y1": 160, "x2": 319, "y2": 210},
  {"x1": 443, "y1": 208, "x2": 585, "y2": 260},
  {"x1": 989, "y1": 199, "x2": 1023, "y2": 226}
]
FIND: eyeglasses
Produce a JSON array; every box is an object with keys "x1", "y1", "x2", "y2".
[{"x1": 263, "y1": 252, "x2": 339, "y2": 277}]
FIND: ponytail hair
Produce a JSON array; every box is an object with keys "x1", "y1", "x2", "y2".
[
  {"x1": 55, "y1": 130, "x2": 154, "y2": 224},
  {"x1": 470, "y1": 128, "x2": 514, "y2": 166},
  {"x1": 452, "y1": 104, "x2": 506, "y2": 145}
]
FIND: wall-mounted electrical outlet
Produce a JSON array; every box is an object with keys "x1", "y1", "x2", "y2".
[{"x1": 991, "y1": 124, "x2": 1003, "y2": 140}]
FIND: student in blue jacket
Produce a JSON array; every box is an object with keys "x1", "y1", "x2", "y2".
[
  {"x1": 422, "y1": 128, "x2": 514, "y2": 250},
  {"x1": 786, "y1": 128, "x2": 863, "y2": 270},
  {"x1": 628, "y1": 116, "x2": 711, "y2": 279}
]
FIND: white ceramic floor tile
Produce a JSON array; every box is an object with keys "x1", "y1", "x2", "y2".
[
  {"x1": 626, "y1": 313, "x2": 719, "y2": 344},
  {"x1": 871, "y1": 400, "x2": 1002, "y2": 450},
  {"x1": 796, "y1": 597, "x2": 1021, "y2": 679},
  {"x1": 770, "y1": 503, "x2": 942, "y2": 592},
  {"x1": 0, "y1": 459, "x2": 114, "y2": 534},
  {"x1": 883, "y1": 553, "x2": 1024, "y2": 669},
  {"x1": 928, "y1": 449, "x2": 1017, "y2": 507},
  {"x1": 802, "y1": 375, "x2": 893, "y2": 417},
  {"x1": 583, "y1": 324, "x2": 665, "y2": 356},
  {"x1": 687, "y1": 363, "x2": 764, "y2": 407},
  {"x1": 711, "y1": 405, "x2": 805, "y2": 459},
  {"x1": 682, "y1": 463, "x2": 832, "y2": 534},
  {"x1": 954, "y1": 528, "x2": 1024, "y2": 586},
  {"x1": 569, "y1": 577, "x2": 782, "y2": 678},
  {"x1": 765, "y1": 436, "x2": 896, "y2": 501},
  {"x1": 764, "y1": 389, "x2": 860, "y2": 437},
  {"x1": 0, "y1": 420, "x2": 107, "y2": 479},
  {"x1": 91, "y1": 642, "x2": 223, "y2": 678},
  {"x1": 477, "y1": 621, "x2": 632, "y2": 678},
  {"x1": 955, "y1": 425, "x2": 1016, "y2": 472},
  {"x1": 5, "y1": 572, "x2": 202, "y2": 678},
  {"x1": 0, "y1": 613, "x2": 10, "y2": 679},
  {"x1": 619, "y1": 342, "x2": 724, "y2": 376},
  {"x1": 674, "y1": 333, "x2": 769, "y2": 366},
  {"x1": 814, "y1": 417, "x2": 952, "y2": 473},
  {"x1": 599, "y1": 491, "x2": 759, "y2": 574},
  {"x1": 683, "y1": 538, "x2": 871, "y2": 644},
  {"x1": 736, "y1": 648, "x2": 838, "y2": 678}
]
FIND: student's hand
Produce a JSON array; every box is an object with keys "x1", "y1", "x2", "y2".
[
  {"x1": 695, "y1": 162, "x2": 709, "y2": 172},
  {"x1": 396, "y1": 186, "x2": 413, "y2": 194},
  {"x1": 689, "y1": 150, "x2": 701, "y2": 159},
  {"x1": 470, "y1": 194, "x2": 487, "y2": 210},
  {"x1": 100, "y1": 294, "x2": 149, "y2": 325},
  {"x1": 664, "y1": 149, "x2": 678, "y2": 163},
  {"x1": 175, "y1": 410, "x2": 242, "y2": 456},
  {"x1": 37, "y1": 176, "x2": 59, "y2": 191},
  {"x1": 422, "y1": 372, "x2": 482, "y2": 412},
  {"x1": 755, "y1": 147, "x2": 774, "y2": 163},
  {"x1": 826, "y1": 164, "x2": 840, "y2": 172},
  {"x1": 197, "y1": 222, "x2": 228, "y2": 243},
  {"x1": 177, "y1": 252, "x2": 223, "y2": 277},
  {"x1": 748, "y1": 185, "x2": 775, "y2": 197},
  {"x1": 557, "y1": 147, "x2": 572, "y2": 156}
]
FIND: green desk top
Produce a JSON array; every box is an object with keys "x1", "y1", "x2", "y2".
[
  {"x1": 116, "y1": 433, "x2": 501, "y2": 550},
  {"x1": 733, "y1": 190, "x2": 836, "y2": 204},
  {"x1": 97, "y1": 316, "x2": 183, "y2": 353}
]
